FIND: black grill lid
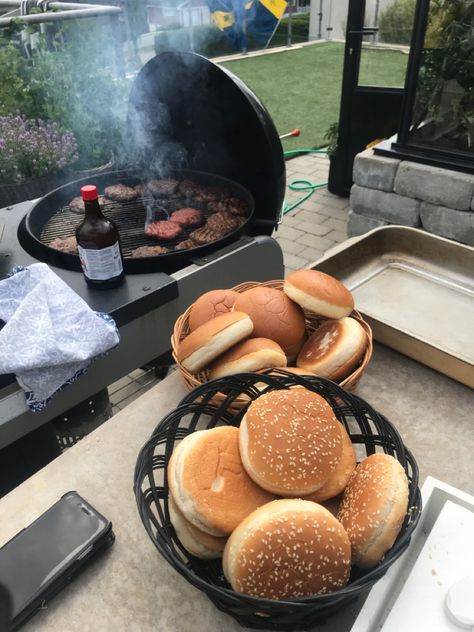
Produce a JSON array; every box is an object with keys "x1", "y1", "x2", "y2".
[{"x1": 126, "y1": 51, "x2": 285, "y2": 235}]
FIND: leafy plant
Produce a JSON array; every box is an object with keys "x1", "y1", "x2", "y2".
[
  {"x1": 379, "y1": 0, "x2": 416, "y2": 45},
  {"x1": 0, "y1": 18, "x2": 131, "y2": 172},
  {"x1": 0, "y1": 115, "x2": 78, "y2": 183},
  {"x1": 324, "y1": 121, "x2": 339, "y2": 156}
]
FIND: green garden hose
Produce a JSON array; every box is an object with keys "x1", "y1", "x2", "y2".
[{"x1": 282, "y1": 148, "x2": 329, "y2": 215}]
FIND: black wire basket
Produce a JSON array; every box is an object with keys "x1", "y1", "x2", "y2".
[{"x1": 134, "y1": 370, "x2": 422, "y2": 631}]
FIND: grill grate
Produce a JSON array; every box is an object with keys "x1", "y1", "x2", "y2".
[{"x1": 40, "y1": 194, "x2": 216, "y2": 256}]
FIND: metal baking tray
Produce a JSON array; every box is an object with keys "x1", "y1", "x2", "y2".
[{"x1": 313, "y1": 226, "x2": 474, "y2": 388}]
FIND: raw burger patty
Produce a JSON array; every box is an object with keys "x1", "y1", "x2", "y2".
[
  {"x1": 104, "y1": 184, "x2": 138, "y2": 202},
  {"x1": 48, "y1": 236, "x2": 78, "y2": 254},
  {"x1": 145, "y1": 220, "x2": 183, "y2": 241},
  {"x1": 170, "y1": 208, "x2": 203, "y2": 227}
]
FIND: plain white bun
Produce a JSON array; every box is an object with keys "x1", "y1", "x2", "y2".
[
  {"x1": 284, "y1": 269, "x2": 354, "y2": 319},
  {"x1": 337, "y1": 452, "x2": 409, "y2": 569},
  {"x1": 167, "y1": 426, "x2": 273, "y2": 536},
  {"x1": 177, "y1": 311, "x2": 253, "y2": 373},
  {"x1": 223, "y1": 499, "x2": 351, "y2": 599},
  {"x1": 188, "y1": 289, "x2": 240, "y2": 331},
  {"x1": 209, "y1": 337, "x2": 287, "y2": 380},
  {"x1": 239, "y1": 389, "x2": 342, "y2": 496},
  {"x1": 297, "y1": 317, "x2": 366, "y2": 381},
  {"x1": 233, "y1": 286, "x2": 306, "y2": 358},
  {"x1": 168, "y1": 495, "x2": 227, "y2": 559}
]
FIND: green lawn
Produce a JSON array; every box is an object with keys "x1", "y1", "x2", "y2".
[{"x1": 221, "y1": 42, "x2": 408, "y2": 150}]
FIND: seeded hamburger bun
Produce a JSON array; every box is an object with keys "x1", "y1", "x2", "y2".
[
  {"x1": 239, "y1": 389, "x2": 342, "y2": 496},
  {"x1": 188, "y1": 289, "x2": 240, "y2": 331},
  {"x1": 168, "y1": 496, "x2": 227, "y2": 559},
  {"x1": 297, "y1": 317, "x2": 366, "y2": 381},
  {"x1": 209, "y1": 338, "x2": 287, "y2": 380},
  {"x1": 232, "y1": 286, "x2": 306, "y2": 359},
  {"x1": 223, "y1": 499, "x2": 351, "y2": 600},
  {"x1": 167, "y1": 427, "x2": 274, "y2": 536},
  {"x1": 337, "y1": 453, "x2": 409, "y2": 569},
  {"x1": 303, "y1": 424, "x2": 356, "y2": 503},
  {"x1": 177, "y1": 311, "x2": 253, "y2": 373},
  {"x1": 284, "y1": 270, "x2": 354, "y2": 319}
]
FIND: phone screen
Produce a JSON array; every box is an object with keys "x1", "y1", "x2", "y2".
[{"x1": 0, "y1": 492, "x2": 110, "y2": 623}]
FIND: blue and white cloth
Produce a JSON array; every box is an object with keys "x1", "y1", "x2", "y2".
[{"x1": 0, "y1": 263, "x2": 120, "y2": 412}]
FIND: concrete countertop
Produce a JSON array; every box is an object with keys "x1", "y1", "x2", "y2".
[{"x1": 1, "y1": 342, "x2": 473, "y2": 631}]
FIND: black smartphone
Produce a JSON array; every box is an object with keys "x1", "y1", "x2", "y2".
[{"x1": 0, "y1": 491, "x2": 115, "y2": 631}]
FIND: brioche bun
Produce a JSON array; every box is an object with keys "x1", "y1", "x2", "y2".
[
  {"x1": 337, "y1": 453, "x2": 409, "y2": 569},
  {"x1": 223, "y1": 499, "x2": 351, "y2": 600},
  {"x1": 188, "y1": 289, "x2": 240, "y2": 331},
  {"x1": 297, "y1": 317, "x2": 366, "y2": 381},
  {"x1": 303, "y1": 424, "x2": 356, "y2": 503},
  {"x1": 209, "y1": 338, "x2": 287, "y2": 380},
  {"x1": 233, "y1": 286, "x2": 306, "y2": 358},
  {"x1": 284, "y1": 270, "x2": 354, "y2": 319},
  {"x1": 177, "y1": 311, "x2": 253, "y2": 373},
  {"x1": 167, "y1": 426, "x2": 273, "y2": 536},
  {"x1": 168, "y1": 495, "x2": 226, "y2": 559},
  {"x1": 239, "y1": 389, "x2": 342, "y2": 496}
]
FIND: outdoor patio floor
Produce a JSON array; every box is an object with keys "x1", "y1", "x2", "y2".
[{"x1": 108, "y1": 152, "x2": 350, "y2": 414}]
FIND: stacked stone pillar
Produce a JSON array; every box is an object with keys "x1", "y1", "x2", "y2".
[{"x1": 348, "y1": 146, "x2": 474, "y2": 246}]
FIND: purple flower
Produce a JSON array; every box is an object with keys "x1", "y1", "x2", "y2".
[{"x1": 0, "y1": 114, "x2": 78, "y2": 182}]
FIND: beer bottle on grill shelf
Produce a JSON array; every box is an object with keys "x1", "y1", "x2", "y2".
[{"x1": 75, "y1": 185, "x2": 125, "y2": 288}]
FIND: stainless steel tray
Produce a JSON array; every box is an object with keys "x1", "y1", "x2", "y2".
[{"x1": 313, "y1": 226, "x2": 474, "y2": 388}]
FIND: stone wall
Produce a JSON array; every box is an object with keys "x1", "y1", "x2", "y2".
[{"x1": 348, "y1": 147, "x2": 474, "y2": 246}]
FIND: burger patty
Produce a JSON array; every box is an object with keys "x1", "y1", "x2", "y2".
[
  {"x1": 48, "y1": 236, "x2": 78, "y2": 254},
  {"x1": 145, "y1": 220, "x2": 183, "y2": 241},
  {"x1": 189, "y1": 225, "x2": 225, "y2": 245},
  {"x1": 68, "y1": 196, "x2": 84, "y2": 213},
  {"x1": 207, "y1": 211, "x2": 242, "y2": 232},
  {"x1": 208, "y1": 196, "x2": 247, "y2": 216},
  {"x1": 104, "y1": 184, "x2": 138, "y2": 202},
  {"x1": 134, "y1": 182, "x2": 149, "y2": 197},
  {"x1": 147, "y1": 179, "x2": 179, "y2": 196},
  {"x1": 170, "y1": 208, "x2": 204, "y2": 227},
  {"x1": 174, "y1": 238, "x2": 197, "y2": 251},
  {"x1": 130, "y1": 245, "x2": 169, "y2": 257}
]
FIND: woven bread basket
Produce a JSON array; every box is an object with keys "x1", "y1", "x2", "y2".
[{"x1": 171, "y1": 280, "x2": 373, "y2": 409}]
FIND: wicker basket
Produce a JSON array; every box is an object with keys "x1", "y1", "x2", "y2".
[
  {"x1": 134, "y1": 372, "x2": 422, "y2": 631},
  {"x1": 171, "y1": 280, "x2": 373, "y2": 409}
]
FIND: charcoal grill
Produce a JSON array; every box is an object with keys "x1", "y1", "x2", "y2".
[
  {"x1": 21, "y1": 169, "x2": 255, "y2": 273},
  {"x1": 0, "y1": 51, "x2": 286, "y2": 448}
]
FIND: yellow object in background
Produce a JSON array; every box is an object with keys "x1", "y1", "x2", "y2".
[
  {"x1": 259, "y1": 0, "x2": 287, "y2": 19},
  {"x1": 212, "y1": 10, "x2": 236, "y2": 30}
]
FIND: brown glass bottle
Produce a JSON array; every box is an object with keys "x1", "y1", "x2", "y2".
[{"x1": 75, "y1": 185, "x2": 124, "y2": 288}]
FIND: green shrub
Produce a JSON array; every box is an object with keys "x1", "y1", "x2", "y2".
[
  {"x1": 379, "y1": 0, "x2": 416, "y2": 45},
  {"x1": 270, "y1": 13, "x2": 310, "y2": 47},
  {"x1": 0, "y1": 20, "x2": 130, "y2": 171},
  {"x1": 154, "y1": 24, "x2": 232, "y2": 57}
]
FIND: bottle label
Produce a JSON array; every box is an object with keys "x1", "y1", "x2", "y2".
[{"x1": 78, "y1": 242, "x2": 123, "y2": 281}]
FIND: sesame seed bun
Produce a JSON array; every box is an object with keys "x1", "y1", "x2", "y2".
[
  {"x1": 232, "y1": 286, "x2": 306, "y2": 359},
  {"x1": 239, "y1": 389, "x2": 342, "y2": 496},
  {"x1": 337, "y1": 453, "x2": 409, "y2": 569},
  {"x1": 177, "y1": 311, "x2": 253, "y2": 373},
  {"x1": 303, "y1": 424, "x2": 356, "y2": 503},
  {"x1": 188, "y1": 289, "x2": 240, "y2": 331},
  {"x1": 223, "y1": 499, "x2": 351, "y2": 600},
  {"x1": 167, "y1": 427, "x2": 274, "y2": 536},
  {"x1": 297, "y1": 317, "x2": 367, "y2": 381},
  {"x1": 168, "y1": 495, "x2": 227, "y2": 559},
  {"x1": 284, "y1": 270, "x2": 354, "y2": 319},
  {"x1": 209, "y1": 338, "x2": 287, "y2": 380}
]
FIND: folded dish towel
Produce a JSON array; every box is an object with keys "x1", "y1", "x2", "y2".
[{"x1": 0, "y1": 263, "x2": 120, "y2": 412}]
